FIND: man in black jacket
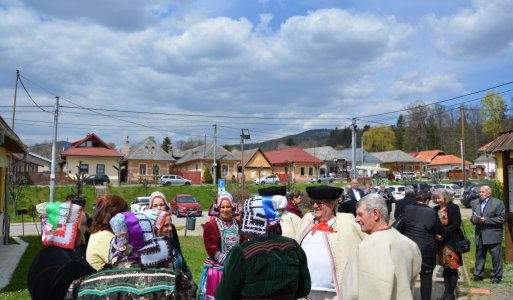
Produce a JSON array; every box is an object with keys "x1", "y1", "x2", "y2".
[{"x1": 394, "y1": 185, "x2": 416, "y2": 219}]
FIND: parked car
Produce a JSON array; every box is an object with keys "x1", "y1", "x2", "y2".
[
  {"x1": 394, "y1": 173, "x2": 402, "y2": 181},
  {"x1": 131, "y1": 196, "x2": 150, "y2": 213},
  {"x1": 309, "y1": 174, "x2": 335, "y2": 183},
  {"x1": 450, "y1": 180, "x2": 473, "y2": 189},
  {"x1": 84, "y1": 174, "x2": 110, "y2": 185},
  {"x1": 402, "y1": 172, "x2": 416, "y2": 180},
  {"x1": 461, "y1": 184, "x2": 488, "y2": 208},
  {"x1": 158, "y1": 174, "x2": 192, "y2": 186},
  {"x1": 386, "y1": 185, "x2": 405, "y2": 200},
  {"x1": 253, "y1": 174, "x2": 280, "y2": 185},
  {"x1": 386, "y1": 173, "x2": 396, "y2": 181},
  {"x1": 169, "y1": 194, "x2": 202, "y2": 217},
  {"x1": 430, "y1": 183, "x2": 463, "y2": 198},
  {"x1": 408, "y1": 182, "x2": 432, "y2": 195}
]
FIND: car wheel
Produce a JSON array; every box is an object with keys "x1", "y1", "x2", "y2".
[
  {"x1": 260, "y1": 182, "x2": 265, "y2": 185},
  {"x1": 318, "y1": 180, "x2": 322, "y2": 183},
  {"x1": 330, "y1": 180, "x2": 334, "y2": 183},
  {"x1": 184, "y1": 182, "x2": 191, "y2": 186},
  {"x1": 165, "y1": 182, "x2": 171, "y2": 186}
]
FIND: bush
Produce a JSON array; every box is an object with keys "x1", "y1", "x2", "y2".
[
  {"x1": 491, "y1": 181, "x2": 504, "y2": 200},
  {"x1": 203, "y1": 168, "x2": 213, "y2": 184}
]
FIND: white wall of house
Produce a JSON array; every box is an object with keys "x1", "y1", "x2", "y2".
[
  {"x1": 428, "y1": 164, "x2": 461, "y2": 173},
  {"x1": 64, "y1": 156, "x2": 121, "y2": 183},
  {"x1": 474, "y1": 158, "x2": 496, "y2": 177},
  {"x1": 0, "y1": 147, "x2": 7, "y2": 244}
]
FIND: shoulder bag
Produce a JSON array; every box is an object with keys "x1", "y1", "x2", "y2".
[
  {"x1": 456, "y1": 222, "x2": 471, "y2": 254},
  {"x1": 391, "y1": 215, "x2": 403, "y2": 233}
]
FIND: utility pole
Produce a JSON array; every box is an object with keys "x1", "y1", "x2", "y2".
[
  {"x1": 12, "y1": 70, "x2": 19, "y2": 129},
  {"x1": 351, "y1": 118, "x2": 357, "y2": 179},
  {"x1": 49, "y1": 96, "x2": 60, "y2": 202},
  {"x1": 460, "y1": 105, "x2": 467, "y2": 190},
  {"x1": 213, "y1": 124, "x2": 217, "y2": 185}
]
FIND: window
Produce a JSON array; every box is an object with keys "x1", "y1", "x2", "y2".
[
  {"x1": 222, "y1": 164, "x2": 228, "y2": 176},
  {"x1": 308, "y1": 167, "x2": 314, "y2": 176},
  {"x1": 96, "y1": 164, "x2": 105, "y2": 175},
  {"x1": 153, "y1": 164, "x2": 160, "y2": 176},
  {"x1": 139, "y1": 164, "x2": 147, "y2": 175},
  {"x1": 80, "y1": 163, "x2": 89, "y2": 174},
  {"x1": 300, "y1": 167, "x2": 306, "y2": 176},
  {"x1": 195, "y1": 164, "x2": 199, "y2": 171}
]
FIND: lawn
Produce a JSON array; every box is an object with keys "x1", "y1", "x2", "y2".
[{"x1": 0, "y1": 235, "x2": 206, "y2": 300}]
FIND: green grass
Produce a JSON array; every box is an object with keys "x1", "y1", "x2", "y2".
[{"x1": 0, "y1": 236, "x2": 43, "y2": 300}]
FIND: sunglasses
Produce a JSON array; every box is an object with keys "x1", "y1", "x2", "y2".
[{"x1": 310, "y1": 200, "x2": 329, "y2": 206}]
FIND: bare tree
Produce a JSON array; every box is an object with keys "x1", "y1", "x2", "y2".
[{"x1": 8, "y1": 170, "x2": 27, "y2": 216}]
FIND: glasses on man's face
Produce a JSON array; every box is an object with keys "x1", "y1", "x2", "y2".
[{"x1": 310, "y1": 200, "x2": 327, "y2": 206}]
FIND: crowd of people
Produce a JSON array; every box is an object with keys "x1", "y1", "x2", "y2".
[{"x1": 26, "y1": 181, "x2": 505, "y2": 300}]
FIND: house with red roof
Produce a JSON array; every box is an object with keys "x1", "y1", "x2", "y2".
[
  {"x1": 61, "y1": 133, "x2": 123, "y2": 184},
  {"x1": 427, "y1": 154, "x2": 472, "y2": 174},
  {"x1": 412, "y1": 150, "x2": 445, "y2": 176},
  {"x1": 264, "y1": 147, "x2": 323, "y2": 183}
]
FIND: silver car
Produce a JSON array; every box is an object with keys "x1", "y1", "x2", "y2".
[
  {"x1": 159, "y1": 174, "x2": 192, "y2": 186},
  {"x1": 131, "y1": 196, "x2": 150, "y2": 213}
]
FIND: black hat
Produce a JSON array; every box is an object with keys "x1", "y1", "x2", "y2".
[
  {"x1": 258, "y1": 185, "x2": 287, "y2": 197},
  {"x1": 306, "y1": 185, "x2": 342, "y2": 200}
]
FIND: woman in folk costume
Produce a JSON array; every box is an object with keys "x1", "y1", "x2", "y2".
[
  {"x1": 433, "y1": 190, "x2": 464, "y2": 300},
  {"x1": 297, "y1": 185, "x2": 366, "y2": 300},
  {"x1": 215, "y1": 186, "x2": 311, "y2": 299},
  {"x1": 148, "y1": 191, "x2": 183, "y2": 252},
  {"x1": 198, "y1": 192, "x2": 244, "y2": 300},
  {"x1": 28, "y1": 201, "x2": 95, "y2": 300},
  {"x1": 144, "y1": 209, "x2": 194, "y2": 282},
  {"x1": 66, "y1": 212, "x2": 183, "y2": 299}
]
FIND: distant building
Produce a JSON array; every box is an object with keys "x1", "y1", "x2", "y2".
[
  {"x1": 371, "y1": 150, "x2": 422, "y2": 176},
  {"x1": 304, "y1": 146, "x2": 346, "y2": 177},
  {"x1": 61, "y1": 133, "x2": 123, "y2": 184},
  {"x1": 339, "y1": 148, "x2": 382, "y2": 177},
  {"x1": 125, "y1": 137, "x2": 176, "y2": 183},
  {"x1": 232, "y1": 148, "x2": 273, "y2": 181},
  {"x1": 264, "y1": 147, "x2": 323, "y2": 183}
]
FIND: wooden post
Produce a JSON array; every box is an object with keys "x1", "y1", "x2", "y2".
[{"x1": 502, "y1": 151, "x2": 513, "y2": 263}]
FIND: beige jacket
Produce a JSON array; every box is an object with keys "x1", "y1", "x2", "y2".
[
  {"x1": 280, "y1": 211, "x2": 302, "y2": 239},
  {"x1": 296, "y1": 212, "x2": 366, "y2": 296}
]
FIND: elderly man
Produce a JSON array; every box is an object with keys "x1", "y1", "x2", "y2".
[
  {"x1": 215, "y1": 186, "x2": 311, "y2": 299},
  {"x1": 297, "y1": 185, "x2": 366, "y2": 299},
  {"x1": 342, "y1": 194, "x2": 421, "y2": 300},
  {"x1": 471, "y1": 185, "x2": 505, "y2": 283}
]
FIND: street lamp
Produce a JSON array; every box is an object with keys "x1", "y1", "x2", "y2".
[{"x1": 241, "y1": 129, "x2": 250, "y2": 201}]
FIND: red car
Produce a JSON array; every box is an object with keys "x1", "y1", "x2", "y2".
[{"x1": 170, "y1": 194, "x2": 202, "y2": 217}]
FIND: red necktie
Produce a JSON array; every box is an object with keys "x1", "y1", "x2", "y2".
[{"x1": 312, "y1": 222, "x2": 336, "y2": 235}]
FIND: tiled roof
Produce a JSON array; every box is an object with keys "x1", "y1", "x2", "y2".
[
  {"x1": 125, "y1": 137, "x2": 175, "y2": 161},
  {"x1": 371, "y1": 150, "x2": 421, "y2": 163},
  {"x1": 61, "y1": 147, "x2": 123, "y2": 157},
  {"x1": 415, "y1": 150, "x2": 445, "y2": 163},
  {"x1": 304, "y1": 146, "x2": 346, "y2": 161},
  {"x1": 339, "y1": 148, "x2": 382, "y2": 163},
  {"x1": 62, "y1": 133, "x2": 123, "y2": 157},
  {"x1": 0, "y1": 116, "x2": 25, "y2": 153},
  {"x1": 264, "y1": 147, "x2": 323, "y2": 164},
  {"x1": 429, "y1": 154, "x2": 471, "y2": 166},
  {"x1": 176, "y1": 142, "x2": 239, "y2": 164}
]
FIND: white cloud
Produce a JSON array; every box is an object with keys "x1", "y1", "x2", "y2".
[
  {"x1": 388, "y1": 72, "x2": 464, "y2": 99},
  {"x1": 425, "y1": 0, "x2": 513, "y2": 59}
]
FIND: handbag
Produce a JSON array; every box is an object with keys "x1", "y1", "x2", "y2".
[
  {"x1": 391, "y1": 215, "x2": 403, "y2": 233},
  {"x1": 456, "y1": 222, "x2": 471, "y2": 254}
]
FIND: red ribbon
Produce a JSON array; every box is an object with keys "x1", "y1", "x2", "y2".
[{"x1": 312, "y1": 221, "x2": 336, "y2": 235}]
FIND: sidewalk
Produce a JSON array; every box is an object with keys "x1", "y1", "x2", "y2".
[{"x1": 0, "y1": 236, "x2": 28, "y2": 289}]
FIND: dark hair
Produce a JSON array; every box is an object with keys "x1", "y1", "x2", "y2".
[
  {"x1": 90, "y1": 195, "x2": 128, "y2": 233},
  {"x1": 287, "y1": 190, "x2": 303, "y2": 200},
  {"x1": 416, "y1": 190, "x2": 431, "y2": 203}
]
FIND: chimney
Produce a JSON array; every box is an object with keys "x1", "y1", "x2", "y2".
[{"x1": 125, "y1": 136, "x2": 130, "y2": 154}]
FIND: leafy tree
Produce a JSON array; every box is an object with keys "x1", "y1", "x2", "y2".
[
  {"x1": 222, "y1": 144, "x2": 233, "y2": 152},
  {"x1": 480, "y1": 91, "x2": 506, "y2": 139},
  {"x1": 285, "y1": 137, "x2": 296, "y2": 146},
  {"x1": 161, "y1": 136, "x2": 171, "y2": 153},
  {"x1": 203, "y1": 168, "x2": 213, "y2": 184},
  {"x1": 362, "y1": 125, "x2": 396, "y2": 152}
]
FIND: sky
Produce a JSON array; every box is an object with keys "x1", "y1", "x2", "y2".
[{"x1": 1, "y1": 0, "x2": 513, "y2": 151}]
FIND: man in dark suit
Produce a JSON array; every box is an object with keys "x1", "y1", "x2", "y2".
[
  {"x1": 471, "y1": 185, "x2": 505, "y2": 283},
  {"x1": 394, "y1": 185, "x2": 416, "y2": 219},
  {"x1": 338, "y1": 179, "x2": 364, "y2": 216}
]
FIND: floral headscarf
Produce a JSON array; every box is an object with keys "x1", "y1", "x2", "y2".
[{"x1": 36, "y1": 202, "x2": 83, "y2": 249}]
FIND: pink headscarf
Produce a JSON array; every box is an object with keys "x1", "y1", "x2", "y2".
[
  {"x1": 208, "y1": 192, "x2": 239, "y2": 216},
  {"x1": 148, "y1": 191, "x2": 170, "y2": 212}
]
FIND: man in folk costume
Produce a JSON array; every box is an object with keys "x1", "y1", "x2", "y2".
[
  {"x1": 215, "y1": 186, "x2": 311, "y2": 299},
  {"x1": 341, "y1": 194, "x2": 421, "y2": 300},
  {"x1": 297, "y1": 185, "x2": 366, "y2": 300}
]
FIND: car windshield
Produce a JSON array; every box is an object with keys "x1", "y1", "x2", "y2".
[{"x1": 176, "y1": 196, "x2": 197, "y2": 203}]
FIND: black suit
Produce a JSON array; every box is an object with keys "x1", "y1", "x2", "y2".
[
  {"x1": 347, "y1": 188, "x2": 364, "y2": 202},
  {"x1": 394, "y1": 194, "x2": 416, "y2": 219},
  {"x1": 471, "y1": 197, "x2": 505, "y2": 281}
]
